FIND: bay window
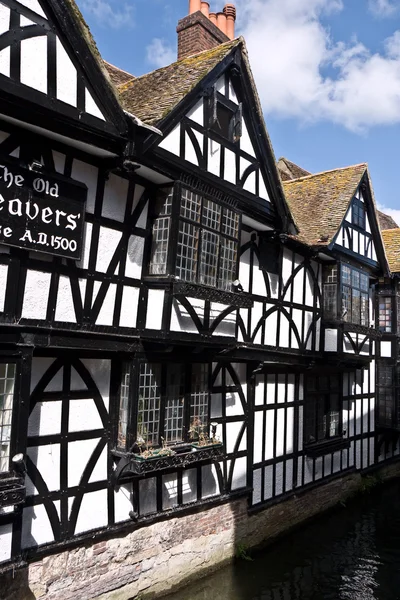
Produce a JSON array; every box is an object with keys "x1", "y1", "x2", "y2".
[
  {"x1": 149, "y1": 185, "x2": 240, "y2": 292},
  {"x1": 117, "y1": 361, "x2": 210, "y2": 451},
  {"x1": 378, "y1": 297, "x2": 392, "y2": 333},
  {"x1": 322, "y1": 263, "x2": 370, "y2": 326}
]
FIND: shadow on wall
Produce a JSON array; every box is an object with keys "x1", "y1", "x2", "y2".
[{"x1": 2, "y1": 567, "x2": 36, "y2": 600}]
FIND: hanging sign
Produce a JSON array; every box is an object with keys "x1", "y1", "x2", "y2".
[{"x1": 0, "y1": 158, "x2": 87, "y2": 260}]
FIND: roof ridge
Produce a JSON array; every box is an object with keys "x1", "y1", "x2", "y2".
[
  {"x1": 283, "y1": 163, "x2": 368, "y2": 184},
  {"x1": 103, "y1": 60, "x2": 135, "y2": 78},
  {"x1": 119, "y1": 37, "x2": 242, "y2": 90}
]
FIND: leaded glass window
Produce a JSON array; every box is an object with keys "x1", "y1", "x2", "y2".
[
  {"x1": 323, "y1": 264, "x2": 338, "y2": 319},
  {"x1": 0, "y1": 363, "x2": 16, "y2": 473},
  {"x1": 341, "y1": 264, "x2": 369, "y2": 325},
  {"x1": 379, "y1": 297, "x2": 392, "y2": 333},
  {"x1": 352, "y1": 197, "x2": 366, "y2": 229},
  {"x1": 305, "y1": 374, "x2": 341, "y2": 445},
  {"x1": 149, "y1": 186, "x2": 240, "y2": 292},
  {"x1": 377, "y1": 363, "x2": 397, "y2": 429}
]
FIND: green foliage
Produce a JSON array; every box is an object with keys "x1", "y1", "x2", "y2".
[
  {"x1": 235, "y1": 543, "x2": 253, "y2": 562},
  {"x1": 359, "y1": 474, "x2": 382, "y2": 494}
]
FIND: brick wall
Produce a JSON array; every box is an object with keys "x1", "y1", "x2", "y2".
[
  {"x1": 3, "y1": 462, "x2": 400, "y2": 600},
  {"x1": 177, "y1": 12, "x2": 229, "y2": 60}
]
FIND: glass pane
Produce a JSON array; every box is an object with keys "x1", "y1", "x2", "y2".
[
  {"x1": 190, "y1": 364, "x2": 209, "y2": 434},
  {"x1": 352, "y1": 288, "x2": 361, "y2": 324},
  {"x1": 202, "y1": 199, "x2": 221, "y2": 230},
  {"x1": 361, "y1": 293, "x2": 369, "y2": 327},
  {"x1": 323, "y1": 284, "x2": 337, "y2": 319},
  {"x1": 117, "y1": 363, "x2": 130, "y2": 449},
  {"x1": 0, "y1": 363, "x2": 16, "y2": 473},
  {"x1": 180, "y1": 188, "x2": 201, "y2": 222},
  {"x1": 218, "y1": 238, "x2": 238, "y2": 291},
  {"x1": 360, "y1": 273, "x2": 369, "y2": 292},
  {"x1": 199, "y1": 230, "x2": 219, "y2": 287},
  {"x1": 154, "y1": 188, "x2": 173, "y2": 217},
  {"x1": 222, "y1": 209, "x2": 239, "y2": 238},
  {"x1": 176, "y1": 221, "x2": 199, "y2": 282},
  {"x1": 164, "y1": 365, "x2": 185, "y2": 443},
  {"x1": 137, "y1": 363, "x2": 161, "y2": 446},
  {"x1": 352, "y1": 270, "x2": 360, "y2": 289},
  {"x1": 341, "y1": 265, "x2": 351, "y2": 285},
  {"x1": 342, "y1": 286, "x2": 351, "y2": 321},
  {"x1": 323, "y1": 264, "x2": 337, "y2": 284},
  {"x1": 149, "y1": 217, "x2": 170, "y2": 275}
]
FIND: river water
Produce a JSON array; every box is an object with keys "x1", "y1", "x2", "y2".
[{"x1": 162, "y1": 482, "x2": 400, "y2": 600}]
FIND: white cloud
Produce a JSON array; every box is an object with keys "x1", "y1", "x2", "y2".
[
  {"x1": 368, "y1": 0, "x2": 399, "y2": 17},
  {"x1": 234, "y1": 0, "x2": 400, "y2": 131},
  {"x1": 378, "y1": 204, "x2": 400, "y2": 226},
  {"x1": 146, "y1": 38, "x2": 175, "y2": 68},
  {"x1": 81, "y1": 0, "x2": 134, "y2": 29}
]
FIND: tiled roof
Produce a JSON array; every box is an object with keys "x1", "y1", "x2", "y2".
[
  {"x1": 381, "y1": 228, "x2": 400, "y2": 272},
  {"x1": 103, "y1": 61, "x2": 135, "y2": 87},
  {"x1": 117, "y1": 39, "x2": 241, "y2": 126},
  {"x1": 277, "y1": 157, "x2": 311, "y2": 182},
  {"x1": 378, "y1": 210, "x2": 398, "y2": 231},
  {"x1": 283, "y1": 164, "x2": 367, "y2": 246}
]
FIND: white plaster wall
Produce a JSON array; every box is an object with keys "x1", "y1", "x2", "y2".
[
  {"x1": 231, "y1": 456, "x2": 247, "y2": 490},
  {"x1": 102, "y1": 174, "x2": 128, "y2": 222},
  {"x1": 114, "y1": 483, "x2": 132, "y2": 523},
  {"x1": 0, "y1": 46, "x2": 10, "y2": 78},
  {"x1": 146, "y1": 289, "x2": 164, "y2": 330},
  {"x1": 186, "y1": 100, "x2": 204, "y2": 126},
  {"x1": 56, "y1": 38, "x2": 77, "y2": 107},
  {"x1": 69, "y1": 399, "x2": 103, "y2": 433},
  {"x1": 85, "y1": 89, "x2": 105, "y2": 121},
  {"x1": 208, "y1": 140, "x2": 221, "y2": 177},
  {"x1": 0, "y1": 264, "x2": 8, "y2": 312},
  {"x1": 93, "y1": 282, "x2": 116, "y2": 326},
  {"x1": 71, "y1": 160, "x2": 98, "y2": 214},
  {"x1": 325, "y1": 329, "x2": 338, "y2": 352},
  {"x1": 18, "y1": 0, "x2": 46, "y2": 18},
  {"x1": 185, "y1": 132, "x2": 199, "y2": 166},
  {"x1": 55, "y1": 275, "x2": 76, "y2": 322},
  {"x1": 28, "y1": 401, "x2": 62, "y2": 437},
  {"x1": 20, "y1": 36, "x2": 47, "y2": 94},
  {"x1": 380, "y1": 341, "x2": 392, "y2": 357},
  {"x1": 27, "y1": 445, "x2": 60, "y2": 492},
  {"x1": 81, "y1": 359, "x2": 110, "y2": 410},
  {"x1": 252, "y1": 468, "x2": 262, "y2": 505},
  {"x1": 201, "y1": 464, "x2": 219, "y2": 499},
  {"x1": 225, "y1": 421, "x2": 245, "y2": 454},
  {"x1": 0, "y1": 524, "x2": 12, "y2": 563},
  {"x1": 159, "y1": 125, "x2": 180, "y2": 156},
  {"x1": 74, "y1": 489, "x2": 108, "y2": 535},
  {"x1": 96, "y1": 227, "x2": 122, "y2": 274},
  {"x1": 119, "y1": 286, "x2": 139, "y2": 328},
  {"x1": 30, "y1": 358, "x2": 56, "y2": 393},
  {"x1": 22, "y1": 271, "x2": 51, "y2": 320},
  {"x1": 22, "y1": 502, "x2": 60, "y2": 548},
  {"x1": 240, "y1": 120, "x2": 255, "y2": 157},
  {"x1": 126, "y1": 236, "x2": 144, "y2": 279},
  {"x1": 139, "y1": 478, "x2": 157, "y2": 515},
  {"x1": 264, "y1": 308, "x2": 277, "y2": 346}
]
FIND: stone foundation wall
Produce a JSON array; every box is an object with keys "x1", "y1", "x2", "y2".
[{"x1": 3, "y1": 462, "x2": 400, "y2": 600}]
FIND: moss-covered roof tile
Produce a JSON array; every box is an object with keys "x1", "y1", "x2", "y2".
[{"x1": 381, "y1": 228, "x2": 400, "y2": 272}]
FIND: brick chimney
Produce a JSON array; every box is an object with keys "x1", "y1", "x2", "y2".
[{"x1": 177, "y1": 2, "x2": 237, "y2": 60}]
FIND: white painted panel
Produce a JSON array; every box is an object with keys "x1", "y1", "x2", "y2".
[
  {"x1": 324, "y1": 329, "x2": 338, "y2": 352},
  {"x1": 119, "y1": 286, "x2": 139, "y2": 328},
  {"x1": 264, "y1": 465, "x2": 273, "y2": 500},
  {"x1": 226, "y1": 390, "x2": 244, "y2": 417},
  {"x1": 202, "y1": 463, "x2": 219, "y2": 499},
  {"x1": 68, "y1": 438, "x2": 99, "y2": 487},
  {"x1": 159, "y1": 125, "x2": 180, "y2": 156},
  {"x1": 211, "y1": 303, "x2": 236, "y2": 337},
  {"x1": 239, "y1": 249, "x2": 251, "y2": 293},
  {"x1": 281, "y1": 250, "x2": 292, "y2": 287},
  {"x1": 21, "y1": 36, "x2": 47, "y2": 93},
  {"x1": 22, "y1": 503, "x2": 59, "y2": 548},
  {"x1": 258, "y1": 174, "x2": 270, "y2": 202},
  {"x1": 355, "y1": 399, "x2": 362, "y2": 435},
  {"x1": 102, "y1": 174, "x2": 128, "y2": 222},
  {"x1": 369, "y1": 437, "x2": 375, "y2": 466},
  {"x1": 355, "y1": 439, "x2": 362, "y2": 469},
  {"x1": 145, "y1": 289, "x2": 164, "y2": 330},
  {"x1": 27, "y1": 444, "x2": 60, "y2": 491},
  {"x1": 56, "y1": 38, "x2": 77, "y2": 106},
  {"x1": 231, "y1": 456, "x2": 247, "y2": 490},
  {"x1": 55, "y1": 275, "x2": 76, "y2": 322},
  {"x1": 30, "y1": 357, "x2": 55, "y2": 393},
  {"x1": 286, "y1": 407, "x2": 294, "y2": 454},
  {"x1": 292, "y1": 309, "x2": 303, "y2": 344},
  {"x1": 216, "y1": 76, "x2": 225, "y2": 94},
  {"x1": 114, "y1": 482, "x2": 132, "y2": 523},
  {"x1": 210, "y1": 393, "x2": 222, "y2": 418},
  {"x1": 18, "y1": 0, "x2": 46, "y2": 17},
  {"x1": 81, "y1": 359, "x2": 110, "y2": 411},
  {"x1": 275, "y1": 461, "x2": 283, "y2": 495},
  {"x1": 252, "y1": 254, "x2": 268, "y2": 297},
  {"x1": 69, "y1": 399, "x2": 103, "y2": 433},
  {"x1": 264, "y1": 308, "x2": 277, "y2": 347},
  {"x1": 85, "y1": 89, "x2": 105, "y2": 120},
  {"x1": 208, "y1": 140, "x2": 221, "y2": 177},
  {"x1": 314, "y1": 457, "x2": 323, "y2": 481},
  {"x1": 292, "y1": 267, "x2": 304, "y2": 305},
  {"x1": 265, "y1": 410, "x2": 275, "y2": 460},
  {"x1": 139, "y1": 478, "x2": 157, "y2": 515},
  {"x1": 243, "y1": 169, "x2": 256, "y2": 195},
  {"x1": 254, "y1": 413, "x2": 263, "y2": 463},
  {"x1": 89, "y1": 445, "x2": 107, "y2": 483},
  {"x1": 304, "y1": 458, "x2": 313, "y2": 485},
  {"x1": 224, "y1": 149, "x2": 236, "y2": 184},
  {"x1": 28, "y1": 401, "x2": 62, "y2": 437},
  {"x1": 285, "y1": 459, "x2": 293, "y2": 491},
  {"x1": 370, "y1": 397, "x2": 375, "y2": 432},
  {"x1": 0, "y1": 524, "x2": 12, "y2": 562},
  {"x1": 96, "y1": 227, "x2": 122, "y2": 274},
  {"x1": 185, "y1": 132, "x2": 198, "y2": 166},
  {"x1": 182, "y1": 468, "x2": 197, "y2": 505},
  {"x1": 266, "y1": 374, "x2": 276, "y2": 404},
  {"x1": 0, "y1": 47, "x2": 10, "y2": 78},
  {"x1": 78, "y1": 222, "x2": 92, "y2": 270},
  {"x1": 279, "y1": 312, "x2": 290, "y2": 349},
  {"x1": 240, "y1": 157, "x2": 252, "y2": 179},
  {"x1": 380, "y1": 341, "x2": 392, "y2": 357},
  {"x1": 255, "y1": 376, "x2": 265, "y2": 406},
  {"x1": 93, "y1": 282, "x2": 116, "y2": 326},
  {"x1": 52, "y1": 151, "x2": 65, "y2": 174},
  {"x1": 74, "y1": 489, "x2": 108, "y2": 535},
  {"x1": 240, "y1": 120, "x2": 255, "y2": 158},
  {"x1": 252, "y1": 469, "x2": 262, "y2": 505},
  {"x1": 70, "y1": 368, "x2": 86, "y2": 391},
  {"x1": 276, "y1": 409, "x2": 285, "y2": 457},
  {"x1": 353, "y1": 231, "x2": 359, "y2": 254},
  {"x1": 365, "y1": 213, "x2": 371, "y2": 233},
  {"x1": 0, "y1": 264, "x2": 7, "y2": 312},
  {"x1": 71, "y1": 160, "x2": 98, "y2": 214},
  {"x1": 22, "y1": 271, "x2": 51, "y2": 320},
  {"x1": 226, "y1": 421, "x2": 243, "y2": 454},
  {"x1": 0, "y1": 5, "x2": 9, "y2": 37},
  {"x1": 324, "y1": 453, "x2": 332, "y2": 476},
  {"x1": 186, "y1": 100, "x2": 203, "y2": 126},
  {"x1": 228, "y1": 79, "x2": 238, "y2": 104},
  {"x1": 298, "y1": 405, "x2": 303, "y2": 452}
]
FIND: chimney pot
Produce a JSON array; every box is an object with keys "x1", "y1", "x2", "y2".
[
  {"x1": 209, "y1": 12, "x2": 217, "y2": 25},
  {"x1": 223, "y1": 4, "x2": 236, "y2": 39},
  {"x1": 216, "y1": 11, "x2": 227, "y2": 35},
  {"x1": 200, "y1": 1, "x2": 210, "y2": 18},
  {"x1": 189, "y1": 0, "x2": 201, "y2": 14}
]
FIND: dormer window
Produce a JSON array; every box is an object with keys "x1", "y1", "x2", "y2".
[
  {"x1": 352, "y1": 197, "x2": 365, "y2": 229},
  {"x1": 206, "y1": 87, "x2": 242, "y2": 143},
  {"x1": 323, "y1": 263, "x2": 370, "y2": 326}
]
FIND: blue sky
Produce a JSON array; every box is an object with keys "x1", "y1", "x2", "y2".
[{"x1": 80, "y1": 0, "x2": 400, "y2": 223}]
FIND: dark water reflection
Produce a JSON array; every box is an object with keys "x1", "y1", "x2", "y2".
[{"x1": 163, "y1": 482, "x2": 400, "y2": 600}]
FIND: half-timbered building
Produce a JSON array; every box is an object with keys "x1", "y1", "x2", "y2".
[{"x1": 0, "y1": 0, "x2": 400, "y2": 598}]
